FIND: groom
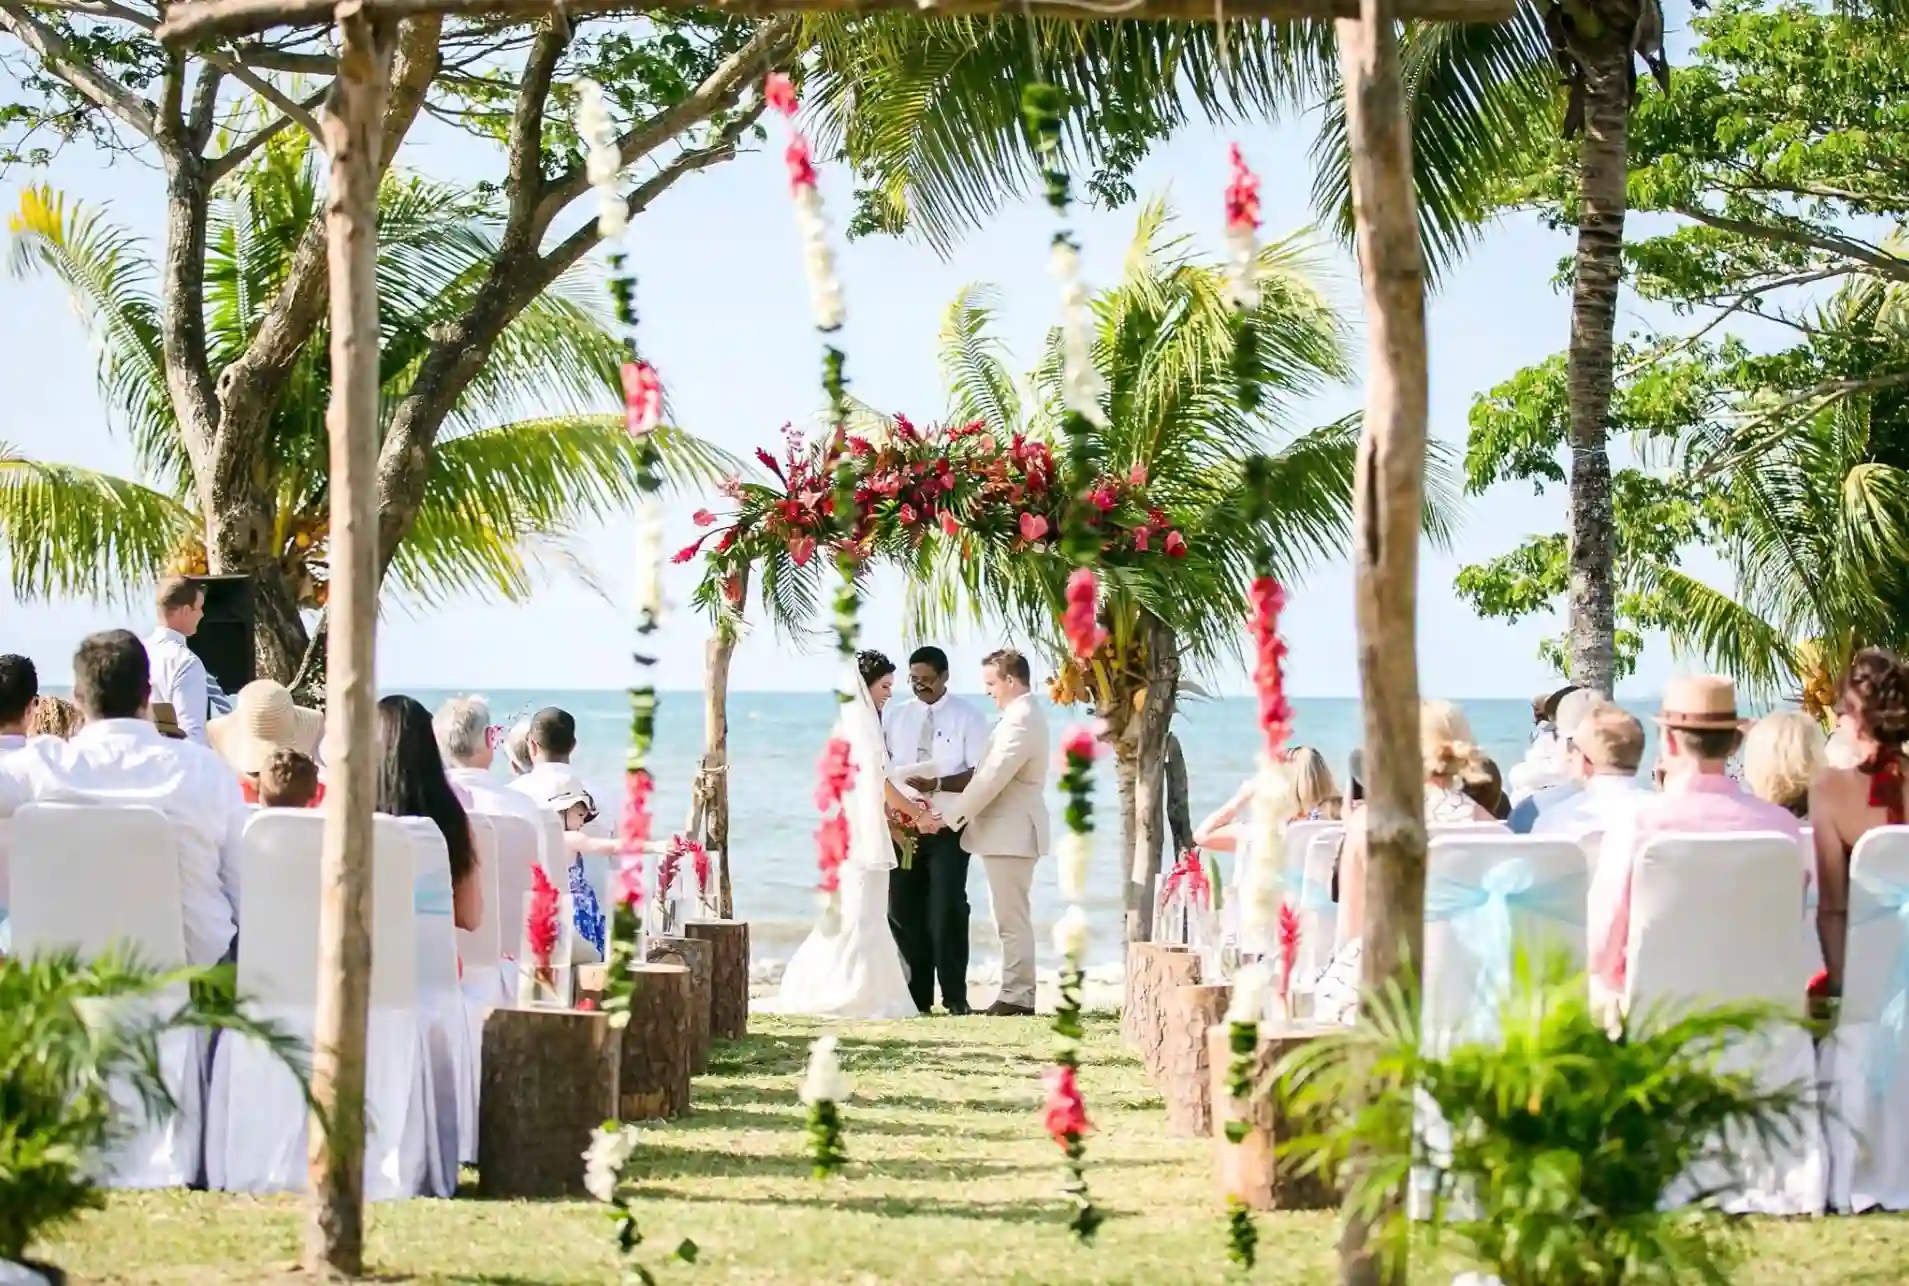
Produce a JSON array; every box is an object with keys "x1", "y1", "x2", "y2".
[
  {"x1": 884, "y1": 645, "x2": 990, "y2": 1014},
  {"x1": 928, "y1": 649, "x2": 1051, "y2": 1017}
]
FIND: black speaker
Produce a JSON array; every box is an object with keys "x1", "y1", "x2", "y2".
[{"x1": 186, "y1": 574, "x2": 256, "y2": 694}]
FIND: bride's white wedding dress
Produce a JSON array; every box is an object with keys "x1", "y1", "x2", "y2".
[{"x1": 764, "y1": 674, "x2": 919, "y2": 1020}]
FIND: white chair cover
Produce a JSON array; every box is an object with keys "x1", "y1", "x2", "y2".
[
  {"x1": 1822, "y1": 826, "x2": 1909, "y2": 1211},
  {"x1": 1294, "y1": 833, "x2": 1340, "y2": 987},
  {"x1": 207, "y1": 810, "x2": 450, "y2": 1199},
  {"x1": 0, "y1": 816, "x2": 12, "y2": 955},
  {"x1": 1626, "y1": 831, "x2": 1825, "y2": 1216},
  {"x1": 471, "y1": 810, "x2": 539, "y2": 1004},
  {"x1": 458, "y1": 815, "x2": 506, "y2": 1005},
  {"x1": 10, "y1": 802, "x2": 201, "y2": 1189},
  {"x1": 396, "y1": 817, "x2": 476, "y2": 1172}
]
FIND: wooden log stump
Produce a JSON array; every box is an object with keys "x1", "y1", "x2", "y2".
[
  {"x1": 646, "y1": 934, "x2": 713, "y2": 1074},
  {"x1": 478, "y1": 1007, "x2": 619, "y2": 1199},
  {"x1": 1207, "y1": 1023, "x2": 1339, "y2": 1211},
  {"x1": 685, "y1": 919, "x2": 749, "y2": 1041},
  {"x1": 1122, "y1": 942, "x2": 1192, "y2": 1052},
  {"x1": 1163, "y1": 982, "x2": 1232, "y2": 1137},
  {"x1": 1140, "y1": 946, "x2": 1202, "y2": 1083},
  {"x1": 619, "y1": 962, "x2": 694, "y2": 1121}
]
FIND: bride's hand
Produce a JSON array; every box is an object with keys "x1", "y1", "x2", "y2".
[{"x1": 916, "y1": 808, "x2": 944, "y2": 834}]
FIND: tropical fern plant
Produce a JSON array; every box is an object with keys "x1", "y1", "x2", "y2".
[
  {"x1": 3, "y1": 136, "x2": 730, "y2": 676},
  {"x1": 1275, "y1": 953, "x2": 1813, "y2": 1286},
  {"x1": 0, "y1": 948, "x2": 311, "y2": 1264}
]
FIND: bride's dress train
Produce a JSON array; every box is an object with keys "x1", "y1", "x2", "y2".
[{"x1": 763, "y1": 677, "x2": 919, "y2": 1020}]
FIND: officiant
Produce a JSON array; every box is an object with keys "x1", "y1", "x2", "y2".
[{"x1": 882, "y1": 645, "x2": 990, "y2": 1015}]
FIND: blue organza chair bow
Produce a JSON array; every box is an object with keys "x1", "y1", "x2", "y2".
[
  {"x1": 1425, "y1": 857, "x2": 1585, "y2": 1041},
  {"x1": 415, "y1": 869, "x2": 455, "y2": 917},
  {"x1": 1850, "y1": 867, "x2": 1909, "y2": 1098}
]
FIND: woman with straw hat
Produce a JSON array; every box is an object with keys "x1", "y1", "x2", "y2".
[{"x1": 209, "y1": 680, "x2": 325, "y2": 802}]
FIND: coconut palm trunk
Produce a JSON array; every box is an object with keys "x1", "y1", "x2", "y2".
[
  {"x1": 1126, "y1": 611, "x2": 1180, "y2": 943},
  {"x1": 1563, "y1": 11, "x2": 1635, "y2": 698},
  {"x1": 698, "y1": 567, "x2": 748, "y2": 918}
]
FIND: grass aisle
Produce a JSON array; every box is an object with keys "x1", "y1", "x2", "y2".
[{"x1": 46, "y1": 1012, "x2": 1909, "y2": 1284}]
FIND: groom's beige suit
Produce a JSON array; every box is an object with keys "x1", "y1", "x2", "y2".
[{"x1": 936, "y1": 692, "x2": 1050, "y2": 1009}]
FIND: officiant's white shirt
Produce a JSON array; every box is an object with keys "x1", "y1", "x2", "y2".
[{"x1": 883, "y1": 691, "x2": 989, "y2": 780}]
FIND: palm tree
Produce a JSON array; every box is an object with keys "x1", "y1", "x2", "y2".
[
  {"x1": 3, "y1": 139, "x2": 728, "y2": 682},
  {"x1": 909, "y1": 202, "x2": 1456, "y2": 939}
]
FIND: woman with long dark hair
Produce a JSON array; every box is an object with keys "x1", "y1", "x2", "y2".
[{"x1": 379, "y1": 693, "x2": 483, "y2": 932}]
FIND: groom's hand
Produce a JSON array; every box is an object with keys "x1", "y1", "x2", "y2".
[{"x1": 906, "y1": 773, "x2": 939, "y2": 792}]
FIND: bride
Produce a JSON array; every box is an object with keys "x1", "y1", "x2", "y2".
[{"x1": 767, "y1": 650, "x2": 932, "y2": 1019}]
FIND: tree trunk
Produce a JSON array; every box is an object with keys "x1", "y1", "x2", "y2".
[
  {"x1": 1209, "y1": 1024, "x2": 1340, "y2": 1211},
  {"x1": 1336, "y1": 0, "x2": 1429, "y2": 1280},
  {"x1": 697, "y1": 581, "x2": 745, "y2": 919},
  {"x1": 617, "y1": 962, "x2": 694, "y2": 1120},
  {"x1": 1162, "y1": 980, "x2": 1230, "y2": 1137},
  {"x1": 304, "y1": 9, "x2": 392, "y2": 1275},
  {"x1": 1115, "y1": 745, "x2": 1141, "y2": 946},
  {"x1": 477, "y1": 1007, "x2": 620, "y2": 1199},
  {"x1": 1563, "y1": 13, "x2": 1633, "y2": 698},
  {"x1": 1126, "y1": 613, "x2": 1180, "y2": 944},
  {"x1": 684, "y1": 918, "x2": 749, "y2": 1041},
  {"x1": 1165, "y1": 732, "x2": 1194, "y2": 858}
]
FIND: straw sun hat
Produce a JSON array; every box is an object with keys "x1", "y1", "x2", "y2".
[
  {"x1": 209, "y1": 680, "x2": 324, "y2": 774},
  {"x1": 1656, "y1": 675, "x2": 1747, "y2": 732}
]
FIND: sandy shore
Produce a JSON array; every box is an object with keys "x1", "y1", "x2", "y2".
[{"x1": 748, "y1": 959, "x2": 1125, "y2": 1015}]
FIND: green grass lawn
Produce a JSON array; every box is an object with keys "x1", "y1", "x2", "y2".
[{"x1": 38, "y1": 1013, "x2": 1909, "y2": 1284}]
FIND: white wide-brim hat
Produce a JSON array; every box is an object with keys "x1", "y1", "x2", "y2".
[{"x1": 209, "y1": 679, "x2": 324, "y2": 774}]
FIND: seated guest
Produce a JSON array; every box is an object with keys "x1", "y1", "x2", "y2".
[
  {"x1": 1743, "y1": 710, "x2": 1824, "y2": 820},
  {"x1": 1812, "y1": 650, "x2": 1909, "y2": 995},
  {"x1": 0, "y1": 630, "x2": 247, "y2": 965},
  {"x1": 502, "y1": 719, "x2": 533, "y2": 777},
  {"x1": 1590, "y1": 676, "x2": 1801, "y2": 998},
  {"x1": 1510, "y1": 687, "x2": 1602, "y2": 833},
  {"x1": 1462, "y1": 756, "x2": 1512, "y2": 821},
  {"x1": 0, "y1": 653, "x2": 37, "y2": 753},
  {"x1": 147, "y1": 575, "x2": 212, "y2": 744},
  {"x1": 1508, "y1": 684, "x2": 1583, "y2": 802},
  {"x1": 377, "y1": 695, "x2": 483, "y2": 933},
  {"x1": 27, "y1": 695, "x2": 84, "y2": 740},
  {"x1": 521, "y1": 767, "x2": 613, "y2": 959},
  {"x1": 1193, "y1": 746, "x2": 1343, "y2": 851},
  {"x1": 209, "y1": 680, "x2": 324, "y2": 803},
  {"x1": 1531, "y1": 706, "x2": 1650, "y2": 836},
  {"x1": 435, "y1": 694, "x2": 562, "y2": 865},
  {"x1": 258, "y1": 748, "x2": 323, "y2": 808},
  {"x1": 1317, "y1": 700, "x2": 1497, "y2": 1024},
  {"x1": 511, "y1": 707, "x2": 582, "y2": 798}
]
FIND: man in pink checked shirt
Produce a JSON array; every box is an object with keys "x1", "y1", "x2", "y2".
[{"x1": 1589, "y1": 675, "x2": 1803, "y2": 999}]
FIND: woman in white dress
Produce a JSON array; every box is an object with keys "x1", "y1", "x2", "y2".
[
  {"x1": 1313, "y1": 699, "x2": 1496, "y2": 1023},
  {"x1": 767, "y1": 651, "x2": 929, "y2": 1019}
]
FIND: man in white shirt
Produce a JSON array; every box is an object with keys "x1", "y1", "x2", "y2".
[
  {"x1": 883, "y1": 645, "x2": 990, "y2": 1014},
  {"x1": 1510, "y1": 687, "x2": 1603, "y2": 833},
  {"x1": 146, "y1": 575, "x2": 212, "y2": 744},
  {"x1": 0, "y1": 630, "x2": 247, "y2": 965},
  {"x1": 509, "y1": 707, "x2": 583, "y2": 805},
  {"x1": 1530, "y1": 705, "x2": 1651, "y2": 838},
  {"x1": 0, "y1": 654, "x2": 37, "y2": 754}
]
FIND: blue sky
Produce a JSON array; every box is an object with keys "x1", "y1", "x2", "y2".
[{"x1": 0, "y1": 61, "x2": 1722, "y2": 699}]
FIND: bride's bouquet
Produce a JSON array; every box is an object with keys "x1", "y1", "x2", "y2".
[{"x1": 886, "y1": 804, "x2": 922, "y2": 869}]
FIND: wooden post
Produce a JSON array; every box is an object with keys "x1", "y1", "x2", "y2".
[
  {"x1": 684, "y1": 918, "x2": 749, "y2": 1040},
  {"x1": 1122, "y1": 942, "x2": 1192, "y2": 1061},
  {"x1": 1336, "y1": 0, "x2": 1430, "y2": 1277},
  {"x1": 1140, "y1": 949, "x2": 1202, "y2": 1083},
  {"x1": 1163, "y1": 981, "x2": 1231, "y2": 1136},
  {"x1": 646, "y1": 934, "x2": 713, "y2": 1074},
  {"x1": 1208, "y1": 1024, "x2": 1339, "y2": 1211},
  {"x1": 478, "y1": 1008, "x2": 621, "y2": 1198},
  {"x1": 304, "y1": 4, "x2": 392, "y2": 1274},
  {"x1": 618, "y1": 962, "x2": 695, "y2": 1119}
]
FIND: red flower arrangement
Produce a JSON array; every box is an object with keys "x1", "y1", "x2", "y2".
[
  {"x1": 615, "y1": 768, "x2": 653, "y2": 908},
  {"x1": 621, "y1": 360, "x2": 662, "y2": 437},
  {"x1": 1277, "y1": 903, "x2": 1302, "y2": 1011},
  {"x1": 814, "y1": 737, "x2": 857, "y2": 912},
  {"x1": 1161, "y1": 848, "x2": 1214, "y2": 912},
  {"x1": 527, "y1": 865, "x2": 560, "y2": 968}
]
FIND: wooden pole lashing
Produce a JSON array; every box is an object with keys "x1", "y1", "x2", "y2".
[{"x1": 304, "y1": 1, "x2": 394, "y2": 1272}]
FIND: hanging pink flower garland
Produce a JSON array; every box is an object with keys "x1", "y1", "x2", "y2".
[
  {"x1": 769, "y1": 71, "x2": 857, "y2": 1180},
  {"x1": 1225, "y1": 144, "x2": 1264, "y2": 412}
]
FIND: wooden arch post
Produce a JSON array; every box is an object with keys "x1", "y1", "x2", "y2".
[{"x1": 154, "y1": 0, "x2": 1499, "y2": 1277}]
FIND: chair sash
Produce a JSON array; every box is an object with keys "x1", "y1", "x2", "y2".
[
  {"x1": 1852, "y1": 865, "x2": 1909, "y2": 1097},
  {"x1": 1426, "y1": 857, "x2": 1584, "y2": 1036}
]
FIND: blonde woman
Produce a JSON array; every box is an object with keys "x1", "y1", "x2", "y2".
[
  {"x1": 1743, "y1": 710, "x2": 1824, "y2": 820},
  {"x1": 1193, "y1": 746, "x2": 1343, "y2": 853},
  {"x1": 24, "y1": 694, "x2": 83, "y2": 740},
  {"x1": 1314, "y1": 700, "x2": 1494, "y2": 1024}
]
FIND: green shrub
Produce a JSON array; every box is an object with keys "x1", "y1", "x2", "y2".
[
  {"x1": 1274, "y1": 952, "x2": 1812, "y2": 1286},
  {"x1": 0, "y1": 949, "x2": 311, "y2": 1261}
]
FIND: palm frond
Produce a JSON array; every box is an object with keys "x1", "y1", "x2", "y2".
[{"x1": 0, "y1": 443, "x2": 194, "y2": 604}]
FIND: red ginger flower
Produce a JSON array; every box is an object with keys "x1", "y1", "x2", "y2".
[
  {"x1": 527, "y1": 865, "x2": 560, "y2": 966},
  {"x1": 764, "y1": 71, "x2": 798, "y2": 117},
  {"x1": 1018, "y1": 512, "x2": 1050, "y2": 542},
  {"x1": 1062, "y1": 567, "x2": 1107, "y2": 663},
  {"x1": 1164, "y1": 530, "x2": 1188, "y2": 558},
  {"x1": 616, "y1": 768, "x2": 655, "y2": 907},
  {"x1": 1249, "y1": 577, "x2": 1294, "y2": 756},
  {"x1": 692, "y1": 509, "x2": 715, "y2": 527},
  {"x1": 1043, "y1": 1064, "x2": 1092, "y2": 1144},
  {"x1": 1061, "y1": 723, "x2": 1099, "y2": 765},
  {"x1": 1278, "y1": 903, "x2": 1302, "y2": 1001},
  {"x1": 1225, "y1": 142, "x2": 1262, "y2": 234}
]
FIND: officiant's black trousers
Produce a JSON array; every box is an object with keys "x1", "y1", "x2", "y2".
[{"x1": 888, "y1": 830, "x2": 971, "y2": 1013}]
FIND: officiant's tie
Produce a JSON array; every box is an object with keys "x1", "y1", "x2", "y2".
[{"x1": 916, "y1": 706, "x2": 936, "y2": 769}]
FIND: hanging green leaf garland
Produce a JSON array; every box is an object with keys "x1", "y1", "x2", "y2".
[{"x1": 768, "y1": 70, "x2": 858, "y2": 1180}]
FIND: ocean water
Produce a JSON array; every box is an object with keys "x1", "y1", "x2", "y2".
[{"x1": 411, "y1": 689, "x2": 1663, "y2": 971}]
